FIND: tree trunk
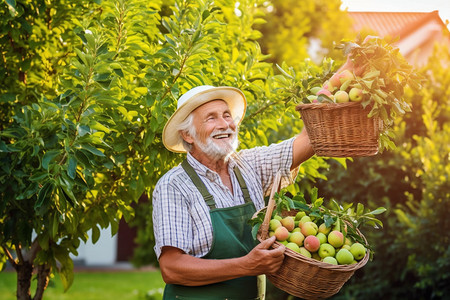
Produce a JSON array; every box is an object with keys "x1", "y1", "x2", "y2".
[
  {"x1": 33, "y1": 264, "x2": 51, "y2": 300},
  {"x1": 16, "y1": 261, "x2": 33, "y2": 300}
]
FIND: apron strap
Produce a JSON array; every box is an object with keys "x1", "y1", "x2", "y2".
[
  {"x1": 181, "y1": 160, "x2": 252, "y2": 208},
  {"x1": 233, "y1": 166, "x2": 252, "y2": 204},
  {"x1": 182, "y1": 160, "x2": 216, "y2": 209}
]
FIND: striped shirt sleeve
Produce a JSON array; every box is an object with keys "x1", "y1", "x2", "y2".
[
  {"x1": 152, "y1": 172, "x2": 194, "y2": 259},
  {"x1": 238, "y1": 137, "x2": 298, "y2": 196}
]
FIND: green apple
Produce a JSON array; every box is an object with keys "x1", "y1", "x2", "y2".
[
  {"x1": 312, "y1": 252, "x2": 321, "y2": 261},
  {"x1": 334, "y1": 90, "x2": 349, "y2": 103},
  {"x1": 269, "y1": 219, "x2": 282, "y2": 231},
  {"x1": 344, "y1": 237, "x2": 353, "y2": 246},
  {"x1": 341, "y1": 244, "x2": 351, "y2": 251},
  {"x1": 322, "y1": 256, "x2": 338, "y2": 265},
  {"x1": 292, "y1": 227, "x2": 301, "y2": 233},
  {"x1": 350, "y1": 243, "x2": 366, "y2": 260},
  {"x1": 280, "y1": 240, "x2": 288, "y2": 245},
  {"x1": 318, "y1": 223, "x2": 331, "y2": 235},
  {"x1": 299, "y1": 215, "x2": 312, "y2": 228},
  {"x1": 349, "y1": 87, "x2": 363, "y2": 101},
  {"x1": 301, "y1": 221, "x2": 318, "y2": 236},
  {"x1": 318, "y1": 243, "x2": 336, "y2": 258},
  {"x1": 274, "y1": 215, "x2": 282, "y2": 221},
  {"x1": 286, "y1": 242, "x2": 301, "y2": 253},
  {"x1": 316, "y1": 232, "x2": 327, "y2": 244},
  {"x1": 328, "y1": 230, "x2": 344, "y2": 248},
  {"x1": 336, "y1": 249, "x2": 354, "y2": 265},
  {"x1": 294, "y1": 211, "x2": 306, "y2": 221},
  {"x1": 269, "y1": 231, "x2": 275, "y2": 237},
  {"x1": 289, "y1": 231, "x2": 305, "y2": 246},
  {"x1": 274, "y1": 226, "x2": 289, "y2": 242},
  {"x1": 280, "y1": 216, "x2": 295, "y2": 231},
  {"x1": 304, "y1": 235, "x2": 320, "y2": 252},
  {"x1": 310, "y1": 86, "x2": 322, "y2": 95},
  {"x1": 299, "y1": 247, "x2": 311, "y2": 258}
]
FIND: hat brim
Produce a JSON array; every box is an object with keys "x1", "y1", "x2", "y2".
[{"x1": 163, "y1": 87, "x2": 247, "y2": 153}]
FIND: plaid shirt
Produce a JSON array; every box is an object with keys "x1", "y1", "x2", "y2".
[{"x1": 152, "y1": 138, "x2": 298, "y2": 259}]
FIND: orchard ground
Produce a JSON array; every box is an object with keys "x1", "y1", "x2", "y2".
[{"x1": 0, "y1": 263, "x2": 165, "y2": 300}]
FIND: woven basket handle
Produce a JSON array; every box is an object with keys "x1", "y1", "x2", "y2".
[{"x1": 259, "y1": 170, "x2": 282, "y2": 240}]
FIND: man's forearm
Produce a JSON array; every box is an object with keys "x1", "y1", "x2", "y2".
[
  {"x1": 160, "y1": 250, "x2": 254, "y2": 286},
  {"x1": 159, "y1": 236, "x2": 285, "y2": 286},
  {"x1": 291, "y1": 129, "x2": 315, "y2": 169}
]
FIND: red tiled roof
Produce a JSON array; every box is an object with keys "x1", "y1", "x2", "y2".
[{"x1": 348, "y1": 11, "x2": 449, "y2": 39}]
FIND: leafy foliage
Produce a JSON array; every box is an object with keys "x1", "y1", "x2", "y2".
[
  {"x1": 256, "y1": 0, "x2": 353, "y2": 65},
  {"x1": 318, "y1": 42, "x2": 450, "y2": 299}
]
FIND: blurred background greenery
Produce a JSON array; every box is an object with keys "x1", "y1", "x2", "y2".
[{"x1": 1, "y1": 0, "x2": 448, "y2": 299}]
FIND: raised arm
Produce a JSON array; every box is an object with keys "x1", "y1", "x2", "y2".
[
  {"x1": 291, "y1": 129, "x2": 315, "y2": 170},
  {"x1": 159, "y1": 236, "x2": 285, "y2": 286}
]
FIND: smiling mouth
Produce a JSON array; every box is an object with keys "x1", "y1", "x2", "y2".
[{"x1": 213, "y1": 134, "x2": 231, "y2": 139}]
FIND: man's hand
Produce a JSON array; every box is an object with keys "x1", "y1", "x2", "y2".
[
  {"x1": 158, "y1": 237, "x2": 285, "y2": 286},
  {"x1": 242, "y1": 236, "x2": 286, "y2": 275}
]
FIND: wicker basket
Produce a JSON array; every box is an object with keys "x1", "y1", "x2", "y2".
[
  {"x1": 296, "y1": 102, "x2": 383, "y2": 157},
  {"x1": 257, "y1": 208, "x2": 369, "y2": 300},
  {"x1": 255, "y1": 172, "x2": 369, "y2": 299}
]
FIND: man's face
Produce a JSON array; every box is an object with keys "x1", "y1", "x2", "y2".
[{"x1": 190, "y1": 100, "x2": 238, "y2": 159}]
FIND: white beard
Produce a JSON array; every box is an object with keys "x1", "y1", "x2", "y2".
[{"x1": 195, "y1": 128, "x2": 239, "y2": 161}]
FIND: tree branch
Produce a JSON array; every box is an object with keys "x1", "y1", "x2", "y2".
[
  {"x1": 33, "y1": 264, "x2": 51, "y2": 300},
  {"x1": 15, "y1": 242, "x2": 24, "y2": 265},
  {"x1": 2, "y1": 245, "x2": 18, "y2": 271}
]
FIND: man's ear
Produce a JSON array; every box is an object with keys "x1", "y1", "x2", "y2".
[{"x1": 180, "y1": 130, "x2": 194, "y2": 144}]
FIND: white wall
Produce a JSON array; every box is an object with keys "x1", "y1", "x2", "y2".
[{"x1": 72, "y1": 226, "x2": 117, "y2": 266}]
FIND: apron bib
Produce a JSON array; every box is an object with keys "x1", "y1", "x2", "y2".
[{"x1": 163, "y1": 160, "x2": 260, "y2": 300}]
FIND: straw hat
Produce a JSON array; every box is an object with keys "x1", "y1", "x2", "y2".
[{"x1": 162, "y1": 85, "x2": 247, "y2": 153}]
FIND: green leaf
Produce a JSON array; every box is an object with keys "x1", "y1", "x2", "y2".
[
  {"x1": 368, "y1": 207, "x2": 387, "y2": 215},
  {"x1": 91, "y1": 225, "x2": 100, "y2": 244},
  {"x1": 35, "y1": 181, "x2": 54, "y2": 211},
  {"x1": 67, "y1": 156, "x2": 77, "y2": 179},
  {"x1": 58, "y1": 176, "x2": 78, "y2": 207},
  {"x1": 202, "y1": 10, "x2": 210, "y2": 21},
  {"x1": 0, "y1": 93, "x2": 17, "y2": 103},
  {"x1": 42, "y1": 150, "x2": 61, "y2": 170},
  {"x1": 276, "y1": 64, "x2": 294, "y2": 79},
  {"x1": 29, "y1": 172, "x2": 48, "y2": 181},
  {"x1": 50, "y1": 213, "x2": 59, "y2": 239},
  {"x1": 251, "y1": 224, "x2": 260, "y2": 241},
  {"x1": 54, "y1": 248, "x2": 74, "y2": 292},
  {"x1": 80, "y1": 144, "x2": 105, "y2": 157},
  {"x1": 364, "y1": 70, "x2": 381, "y2": 78},
  {"x1": 356, "y1": 203, "x2": 364, "y2": 215},
  {"x1": 58, "y1": 186, "x2": 76, "y2": 208},
  {"x1": 6, "y1": 0, "x2": 16, "y2": 9},
  {"x1": 77, "y1": 125, "x2": 90, "y2": 137}
]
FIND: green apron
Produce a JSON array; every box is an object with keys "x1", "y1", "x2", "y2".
[{"x1": 162, "y1": 160, "x2": 260, "y2": 300}]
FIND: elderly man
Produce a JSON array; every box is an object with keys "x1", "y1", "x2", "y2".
[{"x1": 152, "y1": 85, "x2": 315, "y2": 299}]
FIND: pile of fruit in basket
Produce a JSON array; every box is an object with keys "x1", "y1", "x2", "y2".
[
  {"x1": 250, "y1": 188, "x2": 386, "y2": 265},
  {"x1": 300, "y1": 37, "x2": 423, "y2": 124},
  {"x1": 270, "y1": 211, "x2": 366, "y2": 265},
  {"x1": 306, "y1": 69, "x2": 364, "y2": 104}
]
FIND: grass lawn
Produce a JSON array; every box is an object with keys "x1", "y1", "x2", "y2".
[{"x1": 0, "y1": 269, "x2": 165, "y2": 300}]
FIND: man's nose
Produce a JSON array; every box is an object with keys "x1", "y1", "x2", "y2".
[{"x1": 216, "y1": 116, "x2": 230, "y2": 129}]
